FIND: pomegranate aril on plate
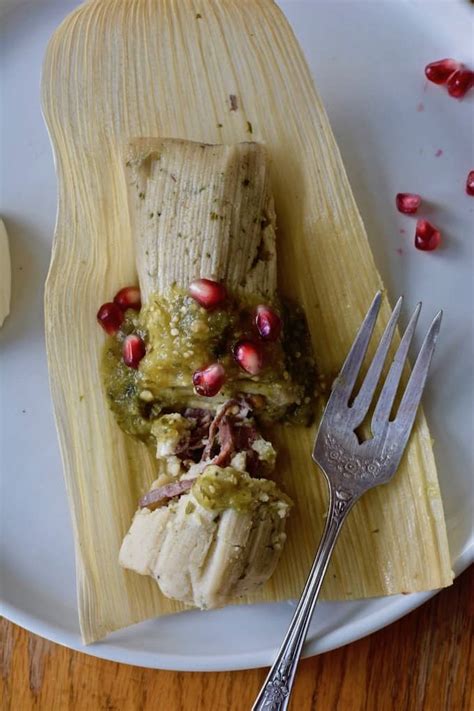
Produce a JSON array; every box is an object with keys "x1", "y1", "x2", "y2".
[
  {"x1": 255, "y1": 305, "x2": 282, "y2": 341},
  {"x1": 123, "y1": 334, "x2": 146, "y2": 368},
  {"x1": 192, "y1": 363, "x2": 225, "y2": 397},
  {"x1": 114, "y1": 286, "x2": 141, "y2": 311},
  {"x1": 424, "y1": 58, "x2": 459, "y2": 85},
  {"x1": 97, "y1": 302, "x2": 124, "y2": 335},
  {"x1": 189, "y1": 278, "x2": 227, "y2": 309},
  {"x1": 447, "y1": 68, "x2": 474, "y2": 99},
  {"x1": 466, "y1": 171, "x2": 474, "y2": 196},
  {"x1": 414, "y1": 220, "x2": 441, "y2": 251},
  {"x1": 396, "y1": 193, "x2": 421, "y2": 215},
  {"x1": 233, "y1": 340, "x2": 264, "y2": 375}
]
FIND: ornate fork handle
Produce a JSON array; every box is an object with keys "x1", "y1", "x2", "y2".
[
  {"x1": 252, "y1": 485, "x2": 358, "y2": 711},
  {"x1": 253, "y1": 293, "x2": 442, "y2": 711}
]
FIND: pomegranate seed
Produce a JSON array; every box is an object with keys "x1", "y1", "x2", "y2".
[
  {"x1": 255, "y1": 305, "x2": 282, "y2": 341},
  {"x1": 466, "y1": 171, "x2": 474, "y2": 196},
  {"x1": 114, "y1": 286, "x2": 141, "y2": 311},
  {"x1": 424, "y1": 58, "x2": 459, "y2": 85},
  {"x1": 414, "y1": 220, "x2": 441, "y2": 251},
  {"x1": 233, "y1": 340, "x2": 264, "y2": 375},
  {"x1": 192, "y1": 363, "x2": 225, "y2": 397},
  {"x1": 123, "y1": 334, "x2": 146, "y2": 368},
  {"x1": 447, "y1": 68, "x2": 474, "y2": 99},
  {"x1": 188, "y1": 279, "x2": 227, "y2": 309},
  {"x1": 396, "y1": 193, "x2": 421, "y2": 215},
  {"x1": 97, "y1": 302, "x2": 124, "y2": 335}
]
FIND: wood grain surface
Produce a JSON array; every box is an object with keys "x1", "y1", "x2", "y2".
[{"x1": 1, "y1": 566, "x2": 472, "y2": 711}]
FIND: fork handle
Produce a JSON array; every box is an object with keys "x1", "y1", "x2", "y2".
[{"x1": 252, "y1": 486, "x2": 358, "y2": 711}]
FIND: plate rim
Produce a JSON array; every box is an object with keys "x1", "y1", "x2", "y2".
[
  {"x1": 1, "y1": 0, "x2": 473, "y2": 673},
  {"x1": 1, "y1": 550, "x2": 471, "y2": 671}
]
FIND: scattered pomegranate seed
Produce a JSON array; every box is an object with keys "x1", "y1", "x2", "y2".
[
  {"x1": 414, "y1": 220, "x2": 441, "y2": 251},
  {"x1": 396, "y1": 193, "x2": 421, "y2": 215},
  {"x1": 188, "y1": 278, "x2": 227, "y2": 309},
  {"x1": 97, "y1": 302, "x2": 124, "y2": 335},
  {"x1": 466, "y1": 171, "x2": 474, "y2": 196},
  {"x1": 114, "y1": 286, "x2": 141, "y2": 311},
  {"x1": 233, "y1": 340, "x2": 264, "y2": 375},
  {"x1": 192, "y1": 363, "x2": 225, "y2": 397},
  {"x1": 424, "y1": 58, "x2": 459, "y2": 85},
  {"x1": 447, "y1": 67, "x2": 474, "y2": 98},
  {"x1": 255, "y1": 305, "x2": 282, "y2": 341},
  {"x1": 123, "y1": 334, "x2": 146, "y2": 368}
]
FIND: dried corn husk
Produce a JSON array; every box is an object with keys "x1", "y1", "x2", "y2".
[{"x1": 42, "y1": 0, "x2": 452, "y2": 644}]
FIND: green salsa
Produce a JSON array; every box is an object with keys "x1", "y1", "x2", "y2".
[
  {"x1": 102, "y1": 286, "x2": 317, "y2": 445},
  {"x1": 192, "y1": 465, "x2": 292, "y2": 513}
]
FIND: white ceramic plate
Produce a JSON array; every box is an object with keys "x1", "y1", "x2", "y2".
[{"x1": 0, "y1": 0, "x2": 473, "y2": 672}]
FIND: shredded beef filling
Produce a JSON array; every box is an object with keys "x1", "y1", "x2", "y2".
[
  {"x1": 141, "y1": 399, "x2": 267, "y2": 509},
  {"x1": 139, "y1": 479, "x2": 193, "y2": 510}
]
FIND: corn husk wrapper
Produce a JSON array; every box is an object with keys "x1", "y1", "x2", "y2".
[{"x1": 41, "y1": 0, "x2": 452, "y2": 644}]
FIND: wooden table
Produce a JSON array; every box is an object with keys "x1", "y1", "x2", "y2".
[{"x1": 1, "y1": 566, "x2": 472, "y2": 711}]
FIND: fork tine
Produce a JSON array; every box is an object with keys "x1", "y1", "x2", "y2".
[
  {"x1": 371, "y1": 302, "x2": 421, "y2": 435},
  {"x1": 329, "y1": 291, "x2": 382, "y2": 405},
  {"x1": 349, "y1": 296, "x2": 403, "y2": 427},
  {"x1": 393, "y1": 310, "x2": 442, "y2": 439}
]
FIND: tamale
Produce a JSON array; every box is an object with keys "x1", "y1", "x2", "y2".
[{"x1": 118, "y1": 137, "x2": 301, "y2": 608}]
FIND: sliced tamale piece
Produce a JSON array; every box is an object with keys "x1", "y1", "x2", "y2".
[
  {"x1": 121, "y1": 137, "x2": 306, "y2": 417},
  {"x1": 120, "y1": 474, "x2": 290, "y2": 609},
  {"x1": 125, "y1": 138, "x2": 277, "y2": 301}
]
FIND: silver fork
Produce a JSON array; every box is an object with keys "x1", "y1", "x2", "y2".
[{"x1": 252, "y1": 292, "x2": 442, "y2": 711}]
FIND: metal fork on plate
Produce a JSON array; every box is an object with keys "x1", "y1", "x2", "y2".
[{"x1": 252, "y1": 291, "x2": 442, "y2": 711}]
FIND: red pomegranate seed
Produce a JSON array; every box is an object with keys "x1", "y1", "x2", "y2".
[
  {"x1": 414, "y1": 220, "x2": 441, "y2": 251},
  {"x1": 123, "y1": 334, "x2": 146, "y2": 368},
  {"x1": 424, "y1": 58, "x2": 459, "y2": 85},
  {"x1": 189, "y1": 279, "x2": 227, "y2": 309},
  {"x1": 97, "y1": 302, "x2": 124, "y2": 335},
  {"x1": 233, "y1": 340, "x2": 264, "y2": 375},
  {"x1": 466, "y1": 171, "x2": 474, "y2": 196},
  {"x1": 447, "y1": 68, "x2": 474, "y2": 99},
  {"x1": 114, "y1": 286, "x2": 141, "y2": 311},
  {"x1": 396, "y1": 193, "x2": 421, "y2": 215},
  {"x1": 255, "y1": 305, "x2": 282, "y2": 341},
  {"x1": 192, "y1": 363, "x2": 225, "y2": 397}
]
